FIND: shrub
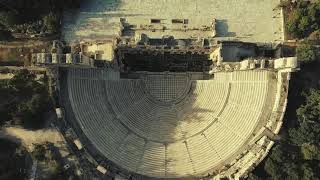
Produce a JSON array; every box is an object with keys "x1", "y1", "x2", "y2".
[
  {"x1": 287, "y1": 8, "x2": 309, "y2": 38},
  {"x1": 0, "y1": 69, "x2": 52, "y2": 129},
  {"x1": 43, "y1": 12, "x2": 59, "y2": 33},
  {"x1": 32, "y1": 144, "x2": 46, "y2": 161},
  {"x1": 301, "y1": 143, "x2": 320, "y2": 160},
  {"x1": 296, "y1": 42, "x2": 316, "y2": 63},
  {"x1": 286, "y1": 1, "x2": 320, "y2": 39},
  {"x1": 0, "y1": 11, "x2": 21, "y2": 28},
  {"x1": 296, "y1": 88, "x2": 320, "y2": 123}
]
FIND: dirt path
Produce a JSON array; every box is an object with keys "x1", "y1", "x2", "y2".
[{"x1": 2, "y1": 127, "x2": 64, "y2": 151}]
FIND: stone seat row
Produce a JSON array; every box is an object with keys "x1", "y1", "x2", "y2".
[{"x1": 66, "y1": 69, "x2": 274, "y2": 177}]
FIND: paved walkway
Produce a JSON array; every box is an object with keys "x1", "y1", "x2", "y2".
[{"x1": 62, "y1": 0, "x2": 283, "y2": 43}]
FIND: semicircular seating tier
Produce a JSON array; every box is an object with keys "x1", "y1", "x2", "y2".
[{"x1": 63, "y1": 68, "x2": 284, "y2": 178}]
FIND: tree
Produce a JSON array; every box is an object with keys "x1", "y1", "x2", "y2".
[
  {"x1": 48, "y1": 164, "x2": 80, "y2": 180},
  {"x1": 262, "y1": 143, "x2": 306, "y2": 180},
  {"x1": 301, "y1": 163, "x2": 319, "y2": 180},
  {"x1": 283, "y1": 163, "x2": 300, "y2": 180},
  {"x1": 0, "y1": 11, "x2": 21, "y2": 28},
  {"x1": 287, "y1": 8, "x2": 308, "y2": 38},
  {"x1": 296, "y1": 42, "x2": 316, "y2": 63},
  {"x1": 296, "y1": 89, "x2": 320, "y2": 123},
  {"x1": 43, "y1": 12, "x2": 59, "y2": 33},
  {"x1": 263, "y1": 145, "x2": 287, "y2": 179},
  {"x1": 307, "y1": 2, "x2": 320, "y2": 26},
  {"x1": 1, "y1": 69, "x2": 52, "y2": 129},
  {"x1": 289, "y1": 122, "x2": 320, "y2": 145},
  {"x1": 32, "y1": 144, "x2": 46, "y2": 161},
  {"x1": 298, "y1": 16, "x2": 311, "y2": 36},
  {"x1": 301, "y1": 143, "x2": 320, "y2": 160},
  {"x1": 246, "y1": 173, "x2": 263, "y2": 180},
  {"x1": 8, "y1": 69, "x2": 36, "y2": 93},
  {"x1": 264, "y1": 158, "x2": 283, "y2": 180},
  {"x1": 286, "y1": 1, "x2": 320, "y2": 38}
]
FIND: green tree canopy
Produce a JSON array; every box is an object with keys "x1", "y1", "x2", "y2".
[
  {"x1": 286, "y1": 1, "x2": 320, "y2": 38},
  {"x1": 0, "y1": 11, "x2": 21, "y2": 28},
  {"x1": 296, "y1": 42, "x2": 316, "y2": 63},
  {"x1": 0, "y1": 69, "x2": 52, "y2": 129},
  {"x1": 263, "y1": 144, "x2": 301, "y2": 180},
  {"x1": 301, "y1": 163, "x2": 319, "y2": 180},
  {"x1": 289, "y1": 122, "x2": 320, "y2": 145},
  {"x1": 32, "y1": 143, "x2": 46, "y2": 161},
  {"x1": 43, "y1": 12, "x2": 59, "y2": 33},
  {"x1": 8, "y1": 69, "x2": 36, "y2": 93},
  {"x1": 297, "y1": 88, "x2": 320, "y2": 123},
  {"x1": 246, "y1": 173, "x2": 263, "y2": 180},
  {"x1": 264, "y1": 158, "x2": 284, "y2": 180},
  {"x1": 301, "y1": 143, "x2": 320, "y2": 160}
]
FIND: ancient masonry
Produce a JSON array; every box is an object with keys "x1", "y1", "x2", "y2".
[{"x1": 48, "y1": 0, "x2": 299, "y2": 179}]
